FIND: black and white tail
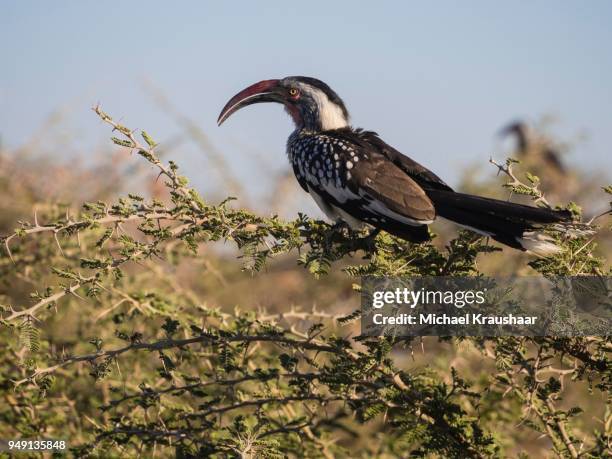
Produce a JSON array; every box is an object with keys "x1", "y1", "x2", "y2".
[{"x1": 426, "y1": 189, "x2": 580, "y2": 256}]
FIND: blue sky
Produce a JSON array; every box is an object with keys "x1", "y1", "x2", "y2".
[{"x1": 1, "y1": 1, "x2": 610, "y2": 204}]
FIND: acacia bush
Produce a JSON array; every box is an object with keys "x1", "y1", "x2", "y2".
[{"x1": 0, "y1": 108, "x2": 610, "y2": 458}]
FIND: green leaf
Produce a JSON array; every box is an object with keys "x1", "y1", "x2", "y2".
[
  {"x1": 141, "y1": 130, "x2": 157, "y2": 147},
  {"x1": 525, "y1": 171, "x2": 540, "y2": 184},
  {"x1": 18, "y1": 319, "x2": 40, "y2": 353},
  {"x1": 111, "y1": 137, "x2": 135, "y2": 148}
]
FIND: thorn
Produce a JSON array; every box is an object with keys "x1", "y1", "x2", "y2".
[
  {"x1": 54, "y1": 232, "x2": 65, "y2": 257},
  {"x1": 96, "y1": 283, "x2": 111, "y2": 293},
  {"x1": 587, "y1": 208, "x2": 612, "y2": 225},
  {"x1": 28, "y1": 313, "x2": 41, "y2": 324},
  {"x1": 70, "y1": 290, "x2": 88, "y2": 302},
  {"x1": 5, "y1": 238, "x2": 15, "y2": 263}
]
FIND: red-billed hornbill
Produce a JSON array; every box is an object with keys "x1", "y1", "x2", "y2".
[{"x1": 218, "y1": 77, "x2": 572, "y2": 255}]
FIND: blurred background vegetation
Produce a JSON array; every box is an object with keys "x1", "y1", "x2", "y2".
[{"x1": 0, "y1": 105, "x2": 609, "y2": 457}]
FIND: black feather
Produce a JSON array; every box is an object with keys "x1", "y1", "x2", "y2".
[{"x1": 426, "y1": 189, "x2": 571, "y2": 249}]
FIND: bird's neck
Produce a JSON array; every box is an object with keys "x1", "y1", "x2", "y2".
[
  {"x1": 286, "y1": 101, "x2": 349, "y2": 132},
  {"x1": 301, "y1": 113, "x2": 323, "y2": 132},
  {"x1": 290, "y1": 127, "x2": 344, "y2": 139},
  {"x1": 288, "y1": 110, "x2": 340, "y2": 132},
  {"x1": 292, "y1": 117, "x2": 349, "y2": 133}
]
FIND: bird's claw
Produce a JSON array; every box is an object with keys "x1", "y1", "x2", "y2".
[{"x1": 356, "y1": 227, "x2": 381, "y2": 252}]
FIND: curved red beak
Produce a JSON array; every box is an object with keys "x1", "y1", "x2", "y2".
[{"x1": 217, "y1": 79, "x2": 282, "y2": 126}]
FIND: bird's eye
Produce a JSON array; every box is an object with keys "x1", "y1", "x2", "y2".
[{"x1": 289, "y1": 88, "x2": 299, "y2": 98}]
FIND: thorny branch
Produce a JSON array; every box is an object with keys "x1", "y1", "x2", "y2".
[
  {"x1": 489, "y1": 157, "x2": 552, "y2": 208},
  {"x1": 0, "y1": 109, "x2": 608, "y2": 458}
]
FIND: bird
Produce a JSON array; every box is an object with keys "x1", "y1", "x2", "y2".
[
  {"x1": 218, "y1": 76, "x2": 574, "y2": 255},
  {"x1": 499, "y1": 121, "x2": 566, "y2": 175}
]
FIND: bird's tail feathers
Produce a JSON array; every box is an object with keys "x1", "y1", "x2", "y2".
[
  {"x1": 426, "y1": 190, "x2": 592, "y2": 256},
  {"x1": 516, "y1": 231, "x2": 564, "y2": 256},
  {"x1": 516, "y1": 222, "x2": 596, "y2": 256}
]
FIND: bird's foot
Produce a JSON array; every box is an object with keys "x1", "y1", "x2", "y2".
[
  {"x1": 324, "y1": 221, "x2": 351, "y2": 248},
  {"x1": 339, "y1": 227, "x2": 381, "y2": 253},
  {"x1": 331, "y1": 221, "x2": 351, "y2": 233},
  {"x1": 324, "y1": 223, "x2": 379, "y2": 252},
  {"x1": 330, "y1": 221, "x2": 351, "y2": 238},
  {"x1": 355, "y1": 228, "x2": 381, "y2": 252}
]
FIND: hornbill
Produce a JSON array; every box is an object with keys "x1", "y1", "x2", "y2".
[
  {"x1": 500, "y1": 121, "x2": 566, "y2": 174},
  {"x1": 218, "y1": 77, "x2": 573, "y2": 255}
]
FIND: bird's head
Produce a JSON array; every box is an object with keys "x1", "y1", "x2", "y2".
[
  {"x1": 499, "y1": 121, "x2": 528, "y2": 138},
  {"x1": 499, "y1": 121, "x2": 529, "y2": 152},
  {"x1": 218, "y1": 76, "x2": 350, "y2": 132}
]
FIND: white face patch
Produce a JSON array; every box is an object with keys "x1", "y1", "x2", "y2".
[{"x1": 297, "y1": 83, "x2": 349, "y2": 130}]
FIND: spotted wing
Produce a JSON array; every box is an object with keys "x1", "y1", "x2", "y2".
[
  {"x1": 290, "y1": 160, "x2": 309, "y2": 192},
  {"x1": 331, "y1": 128, "x2": 454, "y2": 192},
  {"x1": 321, "y1": 131, "x2": 436, "y2": 224},
  {"x1": 347, "y1": 151, "x2": 436, "y2": 224}
]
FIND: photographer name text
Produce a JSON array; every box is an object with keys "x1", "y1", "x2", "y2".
[{"x1": 372, "y1": 313, "x2": 537, "y2": 326}]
